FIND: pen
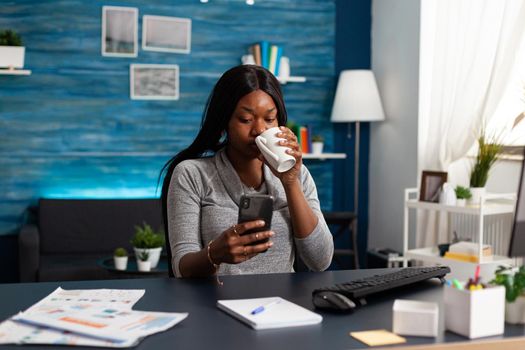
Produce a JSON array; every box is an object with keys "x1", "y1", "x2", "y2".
[
  {"x1": 251, "y1": 299, "x2": 281, "y2": 315},
  {"x1": 474, "y1": 265, "x2": 480, "y2": 285},
  {"x1": 452, "y1": 279, "x2": 464, "y2": 290}
]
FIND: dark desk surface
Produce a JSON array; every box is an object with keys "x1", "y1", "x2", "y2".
[{"x1": 2, "y1": 269, "x2": 525, "y2": 349}]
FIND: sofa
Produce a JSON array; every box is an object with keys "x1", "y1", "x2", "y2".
[{"x1": 18, "y1": 198, "x2": 163, "y2": 282}]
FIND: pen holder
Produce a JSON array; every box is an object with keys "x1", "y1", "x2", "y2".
[{"x1": 444, "y1": 283, "x2": 505, "y2": 339}]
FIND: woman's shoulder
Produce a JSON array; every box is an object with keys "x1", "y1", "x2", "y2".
[{"x1": 174, "y1": 156, "x2": 215, "y2": 174}]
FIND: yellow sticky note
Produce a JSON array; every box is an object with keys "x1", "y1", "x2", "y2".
[{"x1": 350, "y1": 329, "x2": 406, "y2": 347}]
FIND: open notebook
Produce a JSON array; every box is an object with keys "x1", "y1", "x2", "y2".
[{"x1": 217, "y1": 297, "x2": 322, "y2": 330}]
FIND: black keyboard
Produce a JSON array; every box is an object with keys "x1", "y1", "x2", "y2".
[{"x1": 313, "y1": 266, "x2": 450, "y2": 300}]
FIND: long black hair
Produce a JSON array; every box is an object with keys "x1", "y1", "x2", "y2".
[{"x1": 160, "y1": 65, "x2": 288, "y2": 267}]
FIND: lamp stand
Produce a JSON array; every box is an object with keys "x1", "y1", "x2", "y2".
[{"x1": 354, "y1": 121, "x2": 360, "y2": 216}]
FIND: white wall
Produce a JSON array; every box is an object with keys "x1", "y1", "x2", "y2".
[
  {"x1": 368, "y1": 0, "x2": 421, "y2": 252},
  {"x1": 368, "y1": 0, "x2": 523, "y2": 254}
]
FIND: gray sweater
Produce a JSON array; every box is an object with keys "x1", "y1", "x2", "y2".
[{"x1": 167, "y1": 148, "x2": 334, "y2": 277}]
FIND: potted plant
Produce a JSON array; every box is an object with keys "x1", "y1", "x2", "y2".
[
  {"x1": 131, "y1": 222, "x2": 164, "y2": 269},
  {"x1": 137, "y1": 250, "x2": 151, "y2": 272},
  {"x1": 454, "y1": 186, "x2": 472, "y2": 207},
  {"x1": 0, "y1": 29, "x2": 25, "y2": 69},
  {"x1": 469, "y1": 131, "x2": 503, "y2": 204},
  {"x1": 113, "y1": 247, "x2": 128, "y2": 271},
  {"x1": 490, "y1": 265, "x2": 525, "y2": 324},
  {"x1": 311, "y1": 135, "x2": 324, "y2": 154}
]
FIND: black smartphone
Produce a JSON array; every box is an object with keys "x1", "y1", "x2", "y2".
[{"x1": 238, "y1": 194, "x2": 274, "y2": 248}]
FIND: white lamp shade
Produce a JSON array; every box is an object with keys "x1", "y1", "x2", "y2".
[{"x1": 330, "y1": 70, "x2": 385, "y2": 123}]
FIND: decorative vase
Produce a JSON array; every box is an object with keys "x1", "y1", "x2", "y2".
[
  {"x1": 137, "y1": 259, "x2": 151, "y2": 272},
  {"x1": 469, "y1": 187, "x2": 486, "y2": 205},
  {"x1": 0, "y1": 46, "x2": 25, "y2": 69},
  {"x1": 505, "y1": 296, "x2": 525, "y2": 324},
  {"x1": 456, "y1": 199, "x2": 466, "y2": 207},
  {"x1": 312, "y1": 142, "x2": 324, "y2": 154},
  {"x1": 133, "y1": 247, "x2": 162, "y2": 268},
  {"x1": 113, "y1": 256, "x2": 128, "y2": 271}
]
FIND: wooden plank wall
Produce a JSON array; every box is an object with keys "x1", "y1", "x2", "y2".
[{"x1": 0, "y1": 0, "x2": 335, "y2": 234}]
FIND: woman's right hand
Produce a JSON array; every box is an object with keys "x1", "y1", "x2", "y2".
[{"x1": 209, "y1": 220, "x2": 274, "y2": 264}]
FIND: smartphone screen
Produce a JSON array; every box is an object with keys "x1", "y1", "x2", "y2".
[{"x1": 238, "y1": 194, "x2": 273, "y2": 248}]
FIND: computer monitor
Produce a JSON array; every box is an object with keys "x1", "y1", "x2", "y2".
[{"x1": 509, "y1": 148, "x2": 525, "y2": 257}]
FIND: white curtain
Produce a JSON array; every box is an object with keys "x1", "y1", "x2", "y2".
[{"x1": 417, "y1": 0, "x2": 525, "y2": 247}]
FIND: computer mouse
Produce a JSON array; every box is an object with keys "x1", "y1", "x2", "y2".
[{"x1": 312, "y1": 291, "x2": 357, "y2": 313}]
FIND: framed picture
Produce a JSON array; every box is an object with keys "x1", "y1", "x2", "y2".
[
  {"x1": 130, "y1": 64, "x2": 179, "y2": 100},
  {"x1": 101, "y1": 6, "x2": 138, "y2": 57},
  {"x1": 142, "y1": 15, "x2": 191, "y2": 54},
  {"x1": 419, "y1": 171, "x2": 448, "y2": 202}
]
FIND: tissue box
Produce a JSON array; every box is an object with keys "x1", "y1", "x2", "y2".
[
  {"x1": 392, "y1": 299, "x2": 439, "y2": 337},
  {"x1": 444, "y1": 283, "x2": 504, "y2": 339}
]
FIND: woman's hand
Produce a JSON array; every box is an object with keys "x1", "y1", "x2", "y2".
[
  {"x1": 264, "y1": 126, "x2": 302, "y2": 186},
  {"x1": 209, "y1": 220, "x2": 274, "y2": 264}
]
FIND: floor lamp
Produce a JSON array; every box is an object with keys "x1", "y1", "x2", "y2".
[{"x1": 330, "y1": 70, "x2": 385, "y2": 222}]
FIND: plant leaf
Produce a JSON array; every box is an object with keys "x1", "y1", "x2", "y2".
[{"x1": 512, "y1": 112, "x2": 524, "y2": 130}]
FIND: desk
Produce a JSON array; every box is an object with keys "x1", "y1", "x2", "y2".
[{"x1": 2, "y1": 269, "x2": 525, "y2": 349}]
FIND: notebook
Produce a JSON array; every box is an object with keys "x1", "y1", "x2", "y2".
[{"x1": 217, "y1": 297, "x2": 322, "y2": 330}]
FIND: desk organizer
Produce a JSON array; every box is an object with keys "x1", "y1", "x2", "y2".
[
  {"x1": 444, "y1": 283, "x2": 505, "y2": 339},
  {"x1": 392, "y1": 299, "x2": 438, "y2": 337}
]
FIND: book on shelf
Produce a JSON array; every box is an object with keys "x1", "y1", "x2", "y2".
[
  {"x1": 250, "y1": 43, "x2": 262, "y2": 66},
  {"x1": 288, "y1": 122, "x2": 320, "y2": 154},
  {"x1": 246, "y1": 41, "x2": 284, "y2": 76},
  {"x1": 260, "y1": 41, "x2": 270, "y2": 69}
]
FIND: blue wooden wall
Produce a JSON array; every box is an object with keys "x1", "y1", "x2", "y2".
[{"x1": 0, "y1": 0, "x2": 335, "y2": 235}]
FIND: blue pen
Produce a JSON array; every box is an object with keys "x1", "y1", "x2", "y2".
[{"x1": 251, "y1": 299, "x2": 281, "y2": 315}]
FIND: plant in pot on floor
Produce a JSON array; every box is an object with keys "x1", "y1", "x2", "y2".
[
  {"x1": 137, "y1": 250, "x2": 151, "y2": 272},
  {"x1": 454, "y1": 186, "x2": 472, "y2": 207},
  {"x1": 491, "y1": 265, "x2": 525, "y2": 324},
  {"x1": 0, "y1": 29, "x2": 25, "y2": 69},
  {"x1": 113, "y1": 247, "x2": 128, "y2": 271},
  {"x1": 131, "y1": 222, "x2": 165, "y2": 269}
]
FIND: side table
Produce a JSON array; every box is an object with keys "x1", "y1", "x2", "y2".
[{"x1": 323, "y1": 211, "x2": 359, "y2": 269}]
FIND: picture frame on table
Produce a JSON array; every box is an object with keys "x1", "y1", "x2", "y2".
[
  {"x1": 130, "y1": 64, "x2": 179, "y2": 100},
  {"x1": 142, "y1": 15, "x2": 192, "y2": 54},
  {"x1": 420, "y1": 171, "x2": 448, "y2": 202},
  {"x1": 101, "y1": 6, "x2": 138, "y2": 57}
]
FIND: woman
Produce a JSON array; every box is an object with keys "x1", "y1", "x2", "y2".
[{"x1": 161, "y1": 65, "x2": 333, "y2": 278}]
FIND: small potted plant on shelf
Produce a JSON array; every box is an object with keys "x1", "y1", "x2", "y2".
[
  {"x1": 0, "y1": 29, "x2": 25, "y2": 69},
  {"x1": 454, "y1": 186, "x2": 472, "y2": 207},
  {"x1": 113, "y1": 247, "x2": 128, "y2": 271},
  {"x1": 311, "y1": 135, "x2": 324, "y2": 154},
  {"x1": 131, "y1": 222, "x2": 164, "y2": 269},
  {"x1": 137, "y1": 250, "x2": 151, "y2": 272},
  {"x1": 490, "y1": 265, "x2": 525, "y2": 324}
]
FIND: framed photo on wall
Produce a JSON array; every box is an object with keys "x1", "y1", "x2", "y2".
[
  {"x1": 101, "y1": 6, "x2": 138, "y2": 57},
  {"x1": 419, "y1": 171, "x2": 448, "y2": 202},
  {"x1": 130, "y1": 64, "x2": 179, "y2": 100},
  {"x1": 142, "y1": 15, "x2": 192, "y2": 54}
]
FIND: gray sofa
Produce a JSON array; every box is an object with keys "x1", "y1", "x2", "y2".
[{"x1": 18, "y1": 198, "x2": 163, "y2": 282}]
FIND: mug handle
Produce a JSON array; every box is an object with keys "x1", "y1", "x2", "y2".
[{"x1": 255, "y1": 136, "x2": 279, "y2": 162}]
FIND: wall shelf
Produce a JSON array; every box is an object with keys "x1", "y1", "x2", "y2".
[
  {"x1": 303, "y1": 153, "x2": 346, "y2": 160},
  {"x1": 277, "y1": 76, "x2": 306, "y2": 84},
  {"x1": 0, "y1": 69, "x2": 32, "y2": 75}
]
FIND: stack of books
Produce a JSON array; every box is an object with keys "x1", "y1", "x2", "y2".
[
  {"x1": 248, "y1": 41, "x2": 283, "y2": 76},
  {"x1": 444, "y1": 241, "x2": 493, "y2": 262},
  {"x1": 288, "y1": 122, "x2": 312, "y2": 154}
]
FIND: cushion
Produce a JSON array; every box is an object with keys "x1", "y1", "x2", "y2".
[{"x1": 38, "y1": 199, "x2": 162, "y2": 254}]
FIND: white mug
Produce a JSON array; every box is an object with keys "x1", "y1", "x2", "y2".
[{"x1": 255, "y1": 127, "x2": 296, "y2": 173}]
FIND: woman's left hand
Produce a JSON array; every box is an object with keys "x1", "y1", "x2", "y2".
[{"x1": 265, "y1": 126, "x2": 302, "y2": 186}]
